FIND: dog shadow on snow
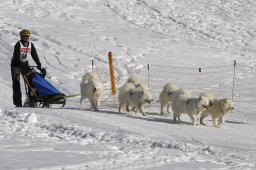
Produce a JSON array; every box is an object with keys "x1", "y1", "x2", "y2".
[
  {"x1": 125, "y1": 114, "x2": 179, "y2": 124},
  {"x1": 62, "y1": 107, "x2": 191, "y2": 124},
  {"x1": 224, "y1": 120, "x2": 248, "y2": 125},
  {"x1": 101, "y1": 110, "x2": 191, "y2": 125}
]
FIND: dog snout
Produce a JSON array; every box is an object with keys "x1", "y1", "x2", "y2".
[
  {"x1": 146, "y1": 99, "x2": 153, "y2": 104},
  {"x1": 93, "y1": 87, "x2": 97, "y2": 93}
]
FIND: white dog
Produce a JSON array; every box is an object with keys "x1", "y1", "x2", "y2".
[
  {"x1": 118, "y1": 75, "x2": 142, "y2": 113},
  {"x1": 127, "y1": 86, "x2": 153, "y2": 116},
  {"x1": 80, "y1": 71, "x2": 104, "y2": 111},
  {"x1": 118, "y1": 75, "x2": 152, "y2": 115},
  {"x1": 118, "y1": 82, "x2": 136, "y2": 112},
  {"x1": 159, "y1": 83, "x2": 177, "y2": 115},
  {"x1": 200, "y1": 98, "x2": 234, "y2": 127},
  {"x1": 171, "y1": 89, "x2": 209, "y2": 126}
]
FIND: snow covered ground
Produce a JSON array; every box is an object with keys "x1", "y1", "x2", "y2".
[{"x1": 0, "y1": 0, "x2": 256, "y2": 169}]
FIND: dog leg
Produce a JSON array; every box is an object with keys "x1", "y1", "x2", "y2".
[
  {"x1": 118, "y1": 106, "x2": 121, "y2": 112},
  {"x1": 91, "y1": 100, "x2": 98, "y2": 111},
  {"x1": 192, "y1": 116, "x2": 196, "y2": 126},
  {"x1": 188, "y1": 114, "x2": 197, "y2": 126},
  {"x1": 213, "y1": 117, "x2": 218, "y2": 127},
  {"x1": 97, "y1": 98, "x2": 100, "y2": 107},
  {"x1": 219, "y1": 117, "x2": 224, "y2": 125},
  {"x1": 167, "y1": 103, "x2": 172, "y2": 114},
  {"x1": 126, "y1": 103, "x2": 130, "y2": 112},
  {"x1": 160, "y1": 106, "x2": 164, "y2": 115},
  {"x1": 200, "y1": 113, "x2": 208, "y2": 125},
  {"x1": 177, "y1": 114, "x2": 182, "y2": 122},
  {"x1": 195, "y1": 112, "x2": 203, "y2": 125},
  {"x1": 173, "y1": 114, "x2": 177, "y2": 122},
  {"x1": 134, "y1": 107, "x2": 139, "y2": 115},
  {"x1": 118, "y1": 103, "x2": 123, "y2": 113},
  {"x1": 119, "y1": 100, "x2": 125, "y2": 113},
  {"x1": 173, "y1": 113, "x2": 180, "y2": 123},
  {"x1": 160, "y1": 103, "x2": 165, "y2": 115},
  {"x1": 92, "y1": 106, "x2": 99, "y2": 111},
  {"x1": 80, "y1": 96, "x2": 86, "y2": 105},
  {"x1": 138, "y1": 106, "x2": 146, "y2": 116},
  {"x1": 140, "y1": 109, "x2": 146, "y2": 116}
]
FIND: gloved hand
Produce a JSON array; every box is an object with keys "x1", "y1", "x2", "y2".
[
  {"x1": 37, "y1": 64, "x2": 41, "y2": 70},
  {"x1": 40, "y1": 68, "x2": 47, "y2": 77}
]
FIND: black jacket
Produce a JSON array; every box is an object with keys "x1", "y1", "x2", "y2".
[{"x1": 11, "y1": 40, "x2": 41, "y2": 68}]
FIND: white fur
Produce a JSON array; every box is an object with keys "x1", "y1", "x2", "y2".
[
  {"x1": 127, "y1": 86, "x2": 153, "y2": 116},
  {"x1": 171, "y1": 89, "x2": 209, "y2": 126},
  {"x1": 171, "y1": 88, "x2": 191, "y2": 99},
  {"x1": 80, "y1": 71, "x2": 104, "y2": 111},
  {"x1": 200, "y1": 91, "x2": 215, "y2": 103},
  {"x1": 200, "y1": 98, "x2": 234, "y2": 127},
  {"x1": 127, "y1": 75, "x2": 141, "y2": 86},
  {"x1": 159, "y1": 83, "x2": 177, "y2": 115},
  {"x1": 118, "y1": 82, "x2": 136, "y2": 112},
  {"x1": 118, "y1": 76, "x2": 152, "y2": 115}
]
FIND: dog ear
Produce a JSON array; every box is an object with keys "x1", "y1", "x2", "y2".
[
  {"x1": 224, "y1": 98, "x2": 231, "y2": 103},
  {"x1": 209, "y1": 100, "x2": 215, "y2": 106}
]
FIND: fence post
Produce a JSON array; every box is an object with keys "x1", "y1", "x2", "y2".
[
  {"x1": 147, "y1": 64, "x2": 150, "y2": 87},
  {"x1": 92, "y1": 60, "x2": 94, "y2": 71},
  {"x1": 231, "y1": 60, "x2": 236, "y2": 101},
  {"x1": 108, "y1": 52, "x2": 117, "y2": 96}
]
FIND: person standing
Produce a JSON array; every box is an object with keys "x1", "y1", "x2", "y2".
[{"x1": 11, "y1": 29, "x2": 43, "y2": 107}]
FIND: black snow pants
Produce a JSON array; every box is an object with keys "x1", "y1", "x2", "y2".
[{"x1": 11, "y1": 66, "x2": 22, "y2": 107}]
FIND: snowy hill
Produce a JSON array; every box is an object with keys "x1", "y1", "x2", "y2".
[{"x1": 0, "y1": 0, "x2": 255, "y2": 169}]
